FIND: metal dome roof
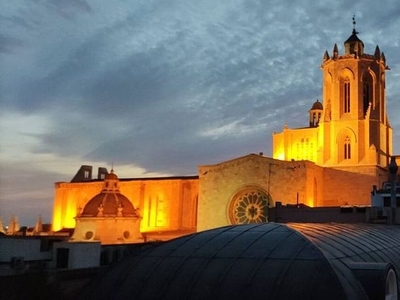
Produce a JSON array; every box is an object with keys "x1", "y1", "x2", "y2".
[{"x1": 80, "y1": 223, "x2": 400, "y2": 299}]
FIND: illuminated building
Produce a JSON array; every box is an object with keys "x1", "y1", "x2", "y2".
[
  {"x1": 273, "y1": 22, "x2": 391, "y2": 168},
  {"x1": 52, "y1": 23, "x2": 395, "y2": 240},
  {"x1": 199, "y1": 22, "x2": 392, "y2": 231},
  {"x1": 69, "y1": 170, "x2": 143, "y2": 245},
  {"x1": 53, "y1": 165, "x2": 198, "y2": 242}
]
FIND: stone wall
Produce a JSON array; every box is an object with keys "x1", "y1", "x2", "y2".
[
  {"x1": 197, "y1": 154, "x2": 323, "y2": 231},
  {"x1": 322, "y1": 165, "x2": 386, "y2": 206},
  {"x1": 52, "y1": 177, "x2": 199, "y2": 238}
]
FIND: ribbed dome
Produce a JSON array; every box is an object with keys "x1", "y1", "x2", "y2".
[
  {"x1": 81, "y1": 192, "x2": 136, "y2": 216},
  {"x1": 310, "y1": 99, "x2": 323, "y2": 110},
  {"x1": 80, "y1": 169, "x2": 137, "y2": 217},
  {"x1": 80, "y1": 223, "x2": 400, "y2": 300}
]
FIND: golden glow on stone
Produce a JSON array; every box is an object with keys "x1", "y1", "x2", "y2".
[
  {"x1": 52, "y1": 196, "x2": 77, "y2": 231},
  {"x1": 305, "y1": 198, "x2": 314, "y2": 207},
  {"x1": 273, "y1": 131, "x2": 319, "y2": 163}
]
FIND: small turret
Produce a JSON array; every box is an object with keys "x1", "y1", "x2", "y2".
[{"x1": 309, "y1": 100, "x2": 323, "y2": 127}]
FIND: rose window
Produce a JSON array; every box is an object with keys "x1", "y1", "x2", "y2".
[{"x1": 229, "y1": 190, "x2": 271, "y2": 224}]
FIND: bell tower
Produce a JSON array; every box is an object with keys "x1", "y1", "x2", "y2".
[{"x1": 318, "y1": 18, "x2": 392, "y2": 168}]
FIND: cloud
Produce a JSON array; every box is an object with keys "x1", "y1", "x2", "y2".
[
  {"x1": 0, "y1": 33, "x2": 24, "y2": 53},
  {"x1": 40, "y1": 0, "x2": 92, "y2": 19}
]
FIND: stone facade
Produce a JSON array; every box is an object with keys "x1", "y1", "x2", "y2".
[
  {"x1": 197, "y1": 154, "x2": 320, "y2": 231},
  {"x1": 197, "y1": 154, "x2": 388, "y2": 231},
  {"x1": 53, "y1": 181, "x2": 103, "y2": 231},
  {"x1": 53, "y1": 167, "x2": 198, "y2": 241}
]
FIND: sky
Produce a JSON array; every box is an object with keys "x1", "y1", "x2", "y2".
[{"x1": 1, "y1": 1, "x2": 400, "y2": 226}]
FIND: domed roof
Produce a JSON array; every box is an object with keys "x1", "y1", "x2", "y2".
[
  {"x1": 81, "y1": 192, "x2": 136, "y2": 217},
  {"x1": 310, "y1": 99, "x2": 323, "y2": 110},
  {"x1": 80, "y1": 169, "x2": 137, "y2": 217},
  {"x1": 80, "y1": 223, "x2": 400, "y2": 300}
]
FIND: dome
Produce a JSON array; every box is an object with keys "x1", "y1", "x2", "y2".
[
  {"x1": 80, "y1": 169, "x2": 137, "y2": 217},
  {"x1": 81, "y1": 192, "x2": 136, "y2": 217},
  {"x1": 80, "y1": 223, "x2": 400, "y2": 300},
  {"x1": 310, "y1": 99, "x2": 323, "y2": 110}
]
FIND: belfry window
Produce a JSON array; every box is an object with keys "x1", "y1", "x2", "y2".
[
  {"x1": 344, "y1": 136, "x2": 351, "y2": 159},
  {"x1": 343, "y1": 79, "x2": 351, "y2": 113},
  {"x1": 363, "y1": 73, "x2": 373, "y2": 116}
]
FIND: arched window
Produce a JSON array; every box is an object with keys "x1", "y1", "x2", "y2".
[
  {"x1": 363, "y1": 72, "x2": 373, "y2": 116},
  {"x1": 338, "y1": 132, "x2": 354, "y2": 163},
  {"x1": 342, "y1": 78, "x2": 351, "y2": 113},
  {"x1": 344, "y1": 136, "x2": 351, "y2": 159}
]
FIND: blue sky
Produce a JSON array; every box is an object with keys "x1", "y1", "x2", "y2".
[{"x1": 1, "y1": 0, "x2": 400, "y2": 226}]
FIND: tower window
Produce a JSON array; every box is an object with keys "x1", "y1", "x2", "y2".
[
  {"x1": 343, "y1": 79, "x2": 351, "y2": 113},
  {"x1": 363, "y1": 73, "x2": 373, "y2": 116},
  {"x1": 363, "y1": 82, "x2": 370, "y2": 106}
]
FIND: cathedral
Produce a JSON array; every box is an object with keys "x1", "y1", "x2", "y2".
[
  {"x1": 52, "y1": 24, "x2": 394, "y2": 244},
  {"x1": 273, "y1": 25, "x2": 391, "y2": 168}
]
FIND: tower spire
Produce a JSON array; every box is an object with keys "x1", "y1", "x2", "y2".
[
  {"x1": 344, "y1": 15, "x2": 364, "y2": 55},
  {"x1": 352, "y1": 15, "x2": 359, "y2": 35}
]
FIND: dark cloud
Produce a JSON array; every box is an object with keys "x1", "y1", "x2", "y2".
[
  {"x1": 0, "y1": 34, "x2": 23, "y2": 53},
  {"x1": 0, "y1": 161, "x2": 61, "y2": 225},
  {"x1": 41, "y1": 0, "x2": 92, "y2": 18}
]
